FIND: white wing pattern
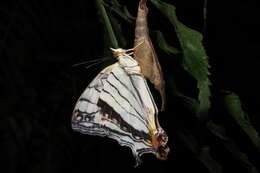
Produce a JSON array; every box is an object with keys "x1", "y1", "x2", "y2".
[{"x1": 72, "y1": 49, "x2": 169, "y2": 166}]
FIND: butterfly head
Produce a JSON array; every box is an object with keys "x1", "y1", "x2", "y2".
[
  {"x1": 110, "y1": 48, "x2": 139, "y2": 68},
  {"x1": 110, "y1": 39, "x2": 145, "y2": 58},
  {"x1": 110, "y1": 48, "x2": 128, "y2": 58}
]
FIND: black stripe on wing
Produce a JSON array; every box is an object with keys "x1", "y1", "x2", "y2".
[
  {"x1": 86, "y1": 72, "x2": 108, "y2": 93},
  {"x1": 97, "y1": 99, "x2": 150, "y2": 142},
  {"x1": 101, "y1": 89, "x2": 149, "y2": 130},
  {"x1": 87, "y1": 85, "x2": 102, "y2": 93},
  {"x1": 130, "y1": 78, "x2": 145, "y2": 108},
  {"x1": 110, "y1": 72, "x2": 140, "y2": 104},
  {"x1": 79, "y1": 98, "x2": 97, "y2": 105},
  {"x1": 74, "y1": 109, "x2": 99, "y2": 121},
  {"x1": 105, "y1": 78, "x2": 144, "y2": 120}
]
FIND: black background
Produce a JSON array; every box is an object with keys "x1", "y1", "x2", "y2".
[{"x1": 1, "y1": 0, "x2": 259, "y2": 173}]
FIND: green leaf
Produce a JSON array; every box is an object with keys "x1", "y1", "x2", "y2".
[
  {"x1": 177, "y1": 129, "x2": 223, "y2": 173},
  {"x1": 108, "y1": 13, "x2": 127, "y2": 48},
  {"x1": 103, "y1": 0, "x2": 135, "y2": 24},
  {"x1": 207, "y1": 121, "x2": 229, "y2": 141},
  {"x1": 223, "y1": 92, "x2": 260, "y2": 153},
  {"x1": 123, "y1": 5, "x2": 135, "y2": 20},
  {"x1": 154, "y1": 30, "x2": 180, "y2": 55},
  {"x1": 150, "y1": 0, "x2": 211, "y2": 119},
  {"x1": 207, "y1": 121, "x2": 258, "y2": 173},
  {"x1": 168, "y1": 77, "x2": 199, "y2": 114}
]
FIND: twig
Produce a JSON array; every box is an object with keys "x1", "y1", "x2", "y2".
[
  {"x1": 203, "y1": 0, "x2": 208, "y2": 35},
  {"x1": 95, "y1": 0, "x2": 118, "y2": 48}
]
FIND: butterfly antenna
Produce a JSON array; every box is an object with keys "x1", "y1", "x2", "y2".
[
  {"x1": 84, "y1": 61, "x2": 105, "y2": 69},
  {"x1": 125, "y1": 39, "x2": 145, "y2": 53},
  {"x1": 72, "y1": 57, "x2": 111, "y2": 67}
]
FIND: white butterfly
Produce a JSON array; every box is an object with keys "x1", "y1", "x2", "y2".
[{"x1": 72, "y1": 46, "x2": 169, "y2": 166}]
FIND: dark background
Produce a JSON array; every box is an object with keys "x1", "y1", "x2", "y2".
[{"x1": 1, "y1": 0, "x2": 259, "y2": 173}]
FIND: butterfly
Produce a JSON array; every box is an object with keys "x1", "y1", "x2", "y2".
[{"x1": 71, "y1": 44, "x2": 169, "y2": 166}]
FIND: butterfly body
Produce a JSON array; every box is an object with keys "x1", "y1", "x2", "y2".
[{"x1": 72, "y1": 50, "x2": 169, "y2": 166}]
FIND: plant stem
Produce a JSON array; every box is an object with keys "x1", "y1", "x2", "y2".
[
  {"x1": 203, "y1": 0, "x2": 208, "y2": 35},
  {"x1": 95, "y1": 0, "x2": 118, "y2": 48}
]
